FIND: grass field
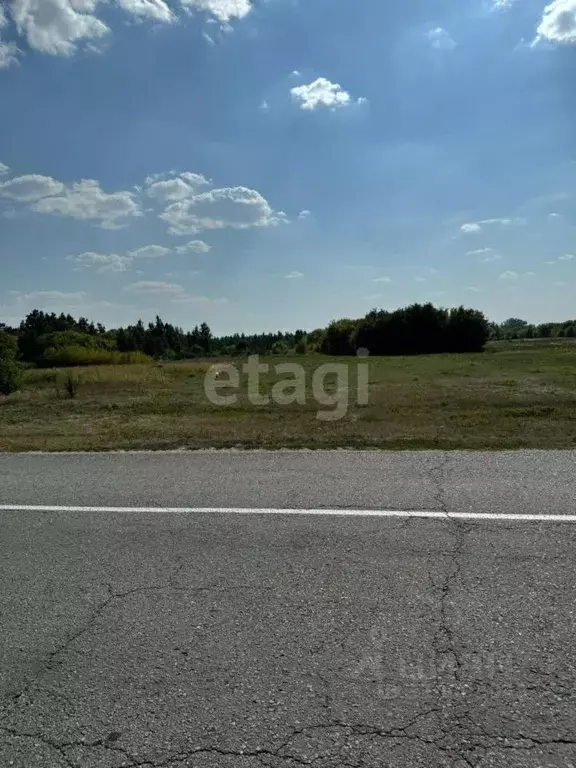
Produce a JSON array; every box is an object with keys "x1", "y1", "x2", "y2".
[{"x1": 1, "y1": 340, "x2": 576, "y2": 451}]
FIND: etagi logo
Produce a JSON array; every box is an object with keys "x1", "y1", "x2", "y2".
[{"x1": 203, "y1": 352, "x2": 370, "y2": 421}]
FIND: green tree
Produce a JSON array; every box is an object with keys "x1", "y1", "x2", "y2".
[{"x1": 0, "y1": 333, "x2": 23, "y2": 396}]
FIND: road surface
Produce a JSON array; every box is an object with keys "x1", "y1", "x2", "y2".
[{"x1": 1, "y1": 450, "x2": 576, "y2": 767}]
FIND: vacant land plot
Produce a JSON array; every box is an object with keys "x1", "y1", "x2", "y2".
[{"x1": 1, "y1": 340, "x2": 575, "y2": 451}]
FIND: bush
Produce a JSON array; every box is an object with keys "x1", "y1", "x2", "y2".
[
  {"x1": 63, "y1": 373, "x2": 80, "y2": 399},
  {"x1": 295, "y1": 336, "x2": 309, "y2": 355},
  {"x1": 43, "y1": 346, "x2": 152, "y2": 367},
  {"x1": 0, "y1": 356, "x2": 23, "y2": 396}
]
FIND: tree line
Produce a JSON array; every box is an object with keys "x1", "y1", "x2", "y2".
[{"x1": 1, "y1": 306, "x2": 575, "y2": 383}]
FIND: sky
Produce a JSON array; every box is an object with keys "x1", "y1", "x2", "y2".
[{"x1": 0, "y1": 0, "x2": 575, "y2": 334}]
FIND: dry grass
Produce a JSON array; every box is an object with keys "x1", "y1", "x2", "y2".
[{"x1": 1, "y1": 340, "x2": 576, "y2": 451}]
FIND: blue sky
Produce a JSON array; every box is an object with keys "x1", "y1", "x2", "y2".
[{"x1": 1, "y1": 0, "x2": 575, "y2": 334}]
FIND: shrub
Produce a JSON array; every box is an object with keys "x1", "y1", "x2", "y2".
[
  {"x1": 63, "y1": 373, "x2": 80, "y2": 399},
  {"x1": 0, "y1": 355, "x2": 23, "y2": 396},
  {"x1": 295, "y1": 336, "x2": 309, "y2": 355},
  {"x1": 43, "y1": 346, "x2": 152, "y2": 367}
]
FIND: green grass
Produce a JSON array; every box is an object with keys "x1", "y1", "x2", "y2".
[{"x1": 1, "y1": 339, "x2": 576, "y2": 451}]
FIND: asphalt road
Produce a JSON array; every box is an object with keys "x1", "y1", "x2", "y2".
[{"x1": 1, "y1": 450, "x2": 576, "y2": 767}]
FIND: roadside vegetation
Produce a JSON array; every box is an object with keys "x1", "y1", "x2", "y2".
[{"x1": 1, "y1": 338, "x2": 575, "y2": 451}]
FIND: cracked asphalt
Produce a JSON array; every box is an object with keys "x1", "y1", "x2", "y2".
[{"x1": 1, "y1": 450, "x2": 576, "y2": 767}]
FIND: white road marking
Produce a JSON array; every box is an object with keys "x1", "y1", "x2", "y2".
[{"x1": 0, "y1": 505, "x2": 575, "y2": 521}]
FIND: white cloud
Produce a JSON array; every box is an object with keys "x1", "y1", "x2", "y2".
[
  {"x1": 465, "y1": 247, "x2": 493, "y2": 256},
  {"x1": 68, "y1": 244, "x2": 172, "y2": 272},
  {"x1": 127, "y1": 244, "x2": 171, "y2": 259},
  {"x1": 548, "y1": 212, "x2": 561, "y2": 219},
  {"x1": 10, "y1": 0, "x2": 110, "y2": 56},
  {"x1": 124, "y1": 280, "x2": 186, "y2": 295},
  {"x1": 68, "y1": 252, "x2": 132, "y2": 273},
  {"x1": 172, "y1": 294, "x2": 228, "y2": 305},
  {"x1": 175, "y1": 240, "x2": 212, "y2": 253},
  {"x1": 461, "y1": 217, "x2": 522, "y2": 234},
  {"x1": 145, "y1": 172, "x2": 210, "y2": 203},
  {"x1": 115, "y1": 0, "x2": 173, "y2": 22},
  {"x1": 465, "y1": 286, "x2": 482, "y2": 293},
  {"x1": 11, "y1": 289, "x2": 88, "y2": 304},
  {"x1": 291, "y1": 70, "x2": 301, "y2": 77},
  {"x1": 428, "y1": 27, "x2": 456, "y2": 50},
  {"x1": 0, "y1": 5, "x2": 20, "y2": 68},
  {"x1": 291, "y1": 77, "x2": 363, "y2": 111},
  {"x1": 9, "y1": 0, "x2": 175, "y2": 59},
  {"x1": 536, "y1": 0, "x2": 576, "y2": 44},
  {"x1": 0, "y1": 162, "x2": 9, "y2": 176},
  {"x1": 373, "y1": 276, "x2": 392, "y2": 284},
  {"x1": 298, "y1": 209, "x2": 311, "y2": 220},
  {"x1": 559, "y1": 253, "x2": 576, "y2": 260},
  {"x1": 179, "y1": 0, "x2": 252, "y2": 23},
  {"x1": 499, "y1": 270, "x2": 519, "y2": 280},
  {"x1": 285, "y1": 270, "x2": 303, "y2": 279},
  {"x1": 0, "y1": 39, "x2": 20, "y2": 68},
  {"x1": 414, "y1": 276, "x2": 427, "y2": 283},
  {"x1": 160, "y1": 186, "x2": 287, "y2": 235},
  {"x1": 0, "y1": 174, "x2": 64, "y2": 202},
  {"x1": 32, "y1": 179, "x2": 141, "y2": 229},
  {"x1": 122, "y1": 280, "x2": 227, "y2": 305}
]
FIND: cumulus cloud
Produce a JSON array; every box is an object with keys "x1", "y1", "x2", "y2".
[
  {"x1": 558, "y1": 253, "x2": 576, "y2": 260},
  {"x1": 145, "y1": 172, "x2": 210, "y2": 203},
  {"x1": 0, "y1": 19, "x2": 20, "y2": 69},
  {"x1": 0, "y1": 38, "x2": 20, "y2": 69},
  {"x1": 10, "y1": 0, "x2": 110, "y2": 56},
  {"x1": 290, "y1": 77, "x2": 363, "y2": 111},
  {"x1": 179, "y1": 0, "x2": 252, "y2": 23},
  {"x1": 373, "y1": 276, "x2": 392, "y2": 284},
  {"x1": 536, "y1": 0, "x2": 576, "y2": 44},
  {"x1": 115, "y1": 0, "x2": 173, "y2": 22},
  {"x1": 298, "y1": 209, "x2": 312, "y2": 220},
  {"x1": 160, "y1": 186, "x2": 287, "y2": 235},
  {"x1": 0, "y1": 162, "x2": 9, "y2": 176},
  {"x1": 8, "y1": 0, "x2": 176, "y2": 60},
  {"x1": 127, "y1": 244, "x2": 171, "y2": 259},
  {"x1": 0, "y1": 5, "x2": 20, "y2": 68},
  {"x1": 32, "y1": 179, "x2": 142, "y2": 229},
  {"x1": 68, "y1": 252, "x2": 132, "y2": 273},
  {"x1": 285, "y1": 270, "x2": 303, "y2": 279},
  {"x1": 0, "y1": 174, "x2": 64, "y2": 202},
  {"x1": 68, "y1": 243, "x2": 174, "y2": 272},
  {"x1": 175, "y1": 240, "x2": 212, "y2": 253},
  {"x1": 3, "y1": 0, "x2": 255, "y2": 61},
  {"x1": 428, "y1": 27, "x2": 456, "y2": 50},
  {"x1": 499, "y1": 270, "x2": 519, "y2": 280}
]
